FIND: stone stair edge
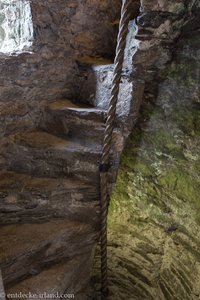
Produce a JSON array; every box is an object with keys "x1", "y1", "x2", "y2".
[
  {"x1": 0, "y1": 219, "x2": 98, "y2": 287},
  {"x1": 1, "y1": 129, "x2": 102, "y2": 153},
  {"x1": 0, "y1": 170, "x2": 98, "y2": 189}
]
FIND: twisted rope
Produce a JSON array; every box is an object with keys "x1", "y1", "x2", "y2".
[{"x1": 99, "y1": 0, "x2": 134, "y2": 298}]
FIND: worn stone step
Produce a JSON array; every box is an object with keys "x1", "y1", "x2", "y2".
[
  {"x1": 39, "y1": 99, "x2": 106, "y2": 143},
  {"x1": 0, "y1": 130, "x2": 101, "y2": 182},
  {"x1": 0, "y1": 220, "x2": 97, "y2": 288},
  {"x1": 6, "y1": 257, "x2": 92, "y2": 300},
  {"x1": 0, "y1": 171, "x2": 99, "y2": 225},
  {"x1": 75, "y1": 55, "x2": 135, "y2": 119},
  {"x1": 75, "y1": 56, "x2": 114, "y2": 109}
]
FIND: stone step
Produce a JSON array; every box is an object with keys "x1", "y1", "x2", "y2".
[
  {"x1": 6, "y1": 257, "x2": 92, "y2": 300},
  {"x1": 75, "y1": 56, "x2": 114, "y2": 109},
  {"x1": 0, "y1": 220, "x2": 97, "y2": 288},
  {"x1": 0, "y1": 171, "x2": 99, "y2": 225},
  {"x1": 0, "y1": 130, "x2": 102, "y2": 182},
  {"x1": 39, "y1": 99, "x2": 106, "y2": 144}
]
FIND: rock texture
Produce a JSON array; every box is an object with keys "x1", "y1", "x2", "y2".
[
  {"x1": 0, "y1": 0, "x2": 199, "y2": 299},
  {"x1": 1, "y1": 220, "x2": 96, "y2": 299},
  {"x1": 0, "y1": 98, "x2": 105, "y2": 297},
  {"x1": 104, "y1": 1, "x2": 200, "y2": 300},
  {"x1": 0, "y1": 0, "x2": 121, "y2": 138},
  {"x1": 0, "y1": 0, "x2": 138, "y2": 298},
  {"x1": 0, "y1": 0, "x2": 121, "y2": 100}
]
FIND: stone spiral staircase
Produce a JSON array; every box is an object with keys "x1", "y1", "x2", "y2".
[{"x1": 0, "y1": 58, "x2": 120, "y2": 299}]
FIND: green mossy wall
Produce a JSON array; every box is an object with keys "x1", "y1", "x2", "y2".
[{"x1": 107, "y1": 34, "x2": 200, "y2": 300}]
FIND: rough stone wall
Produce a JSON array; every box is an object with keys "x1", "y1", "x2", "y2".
[
  {"x1": 1, "y1": 0, "x2": 121, "y2": 100},
  {"x1": 0, "y1": 0, "x2": 120, "y2": 136},
  {"x1": 105, "y1": 0, "x2": 199, "y2": 194},
  {"x1": 127, "y1": 0, "x2": 200, "y2": 130},
  {"x1": 104, "y1": 1, "x2": 200, "y2": 299},
  {"x1": 107, "y1": 0, "x2": 195, "y2": 139},
  {"x1": 0, "y1": 0, "x2": 199, "y2": 298}
]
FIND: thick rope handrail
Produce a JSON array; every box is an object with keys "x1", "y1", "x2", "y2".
[{"x1": 99, "y1": 0, "x2": 135, "y2": 298}]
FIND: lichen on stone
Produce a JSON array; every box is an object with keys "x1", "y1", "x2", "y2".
[{"x1": 107, "y1": 34, "x2": 200, "y2": 299}]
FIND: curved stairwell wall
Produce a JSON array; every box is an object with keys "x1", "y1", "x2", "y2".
[
  {"x1": 101, "y1": 1, "x2": 200, "y2": 299},
  {"x1": 0, "y1": 0, "x2": 199, "y2": 299},
  {"x1": 106, "y1": 33, "x2": 200, "y2": 300}
]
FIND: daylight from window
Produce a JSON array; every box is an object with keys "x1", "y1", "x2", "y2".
[{"x1": 0, "y1": 0, "x2": 33, "y2": 53}]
